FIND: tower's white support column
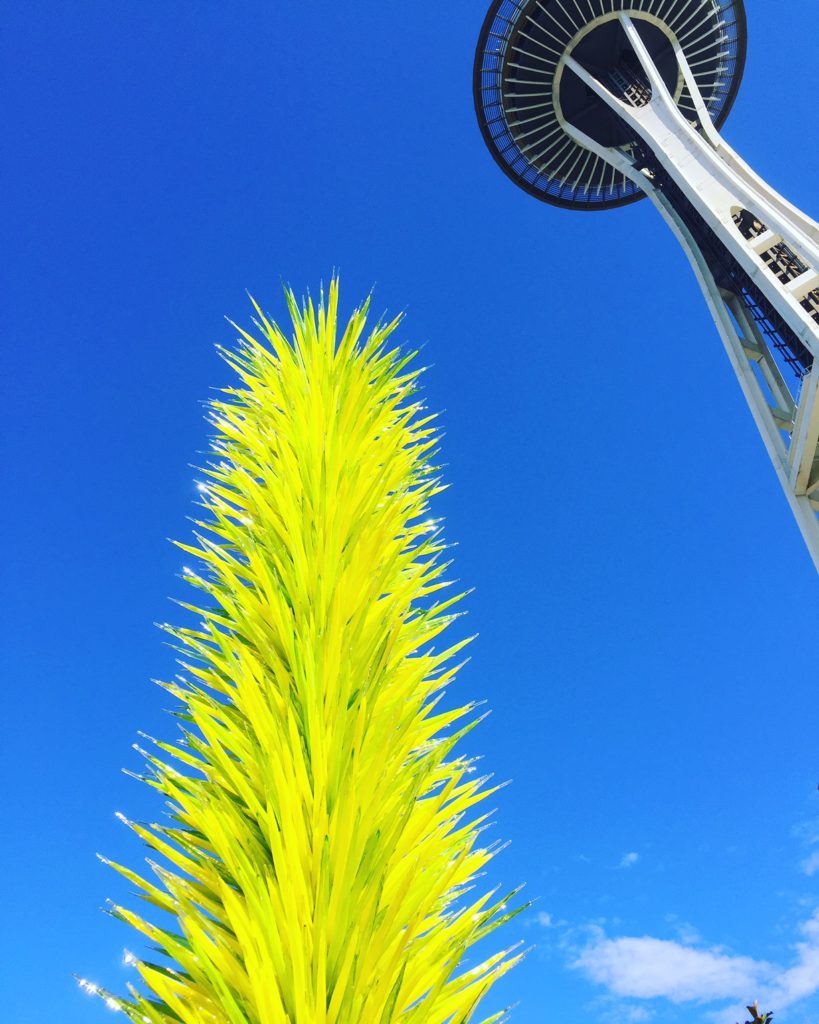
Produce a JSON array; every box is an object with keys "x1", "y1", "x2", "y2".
[{"x1": 559, "y1": 14, "x2": 819, "y2": 569}]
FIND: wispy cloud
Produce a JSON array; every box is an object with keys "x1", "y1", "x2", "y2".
[
  {"x1": 801, "y1": 851, "x2": 819, "y2": 876},
  {"x1": 664, "y1": 914, "x2": 701, "y2": 946},
  {"x1": 570, "y1": 910, "x2": 819, "y2": 1018},
  {"x1": 623, "y1": 1006, "x2": 653, "y2": 1023},
  {"x1": 618, "y1": 852, "x2": 640, "y2": 869},
  {"x1": 530, "y1": 910, "x2": 569, "y2": 930},
  {"x1": 759, "y1": 911, "x2": 819, "y2": 1012},
  {"x1": 794, "y1": 815, "x2": 819, "y2": 877}
]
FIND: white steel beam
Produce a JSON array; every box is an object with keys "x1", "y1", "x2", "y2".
[{"x1": 558, "y1": 14, "x2": 819, "y2": 568}]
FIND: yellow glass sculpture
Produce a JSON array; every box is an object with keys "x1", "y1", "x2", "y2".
[{"x1": 88, "y1": 280, "x2": 523, "y2": 1023}]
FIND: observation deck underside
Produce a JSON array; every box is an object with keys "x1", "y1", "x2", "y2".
[{"x1": 474, "y1": 0, "x2": 746, "y2": 209}]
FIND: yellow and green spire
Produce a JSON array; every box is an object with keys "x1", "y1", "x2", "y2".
[{"x1": 87, "y1": 280, "x2": 523, "y2": 1024}]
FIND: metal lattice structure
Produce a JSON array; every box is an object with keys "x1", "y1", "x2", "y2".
[{"x1": 473, "y1": 0, "x2": 819, "y2": 569}]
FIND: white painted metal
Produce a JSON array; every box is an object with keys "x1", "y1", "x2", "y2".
[{"x1": 558, "y1": 13, "x2": 819, "y2": 569}]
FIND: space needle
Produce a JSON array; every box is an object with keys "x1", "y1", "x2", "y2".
[{"x1": 474, "y1": 0, "x2": 819, "y2": 569}]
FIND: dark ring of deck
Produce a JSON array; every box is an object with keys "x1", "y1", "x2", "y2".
[{"x1": 473, "y1": 0, "x2": 747, "y2": 210}]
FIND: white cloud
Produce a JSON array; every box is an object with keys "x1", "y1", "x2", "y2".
[
  {"x1": 532, "y1": 910, "x2": 569, "y2": 930},
  {"x1": 588, "y1": 997, "x2": 655, "y2": 1024},
  {"x1": 759, "y1": 912, "x2": 819, "y2": 1010},
  {"x1": 572, "y1": 910, "x2": 819, "y2": 1015},
  {"x1": 664, "y1": 914, "x2": 701, "y2": 946},
  {"x1": 793, "y1": 817, "x2": 819, "y2": 879},
  {"x1": 573, "y1": 930, "x2": 761, "y2": 1002},
  {"x1": 623, "y1": 1006, "x2": 653, "y2": 1022},
  {"x1": 618, "y1": 852, "x2": 640, "y2": 869}
]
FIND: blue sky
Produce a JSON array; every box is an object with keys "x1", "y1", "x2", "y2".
[{"x1": 2, "y1": 2, "x2": 818, "y2": 1023}]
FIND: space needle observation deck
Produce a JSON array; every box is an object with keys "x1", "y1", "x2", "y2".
[{"x1": 474, "y1": 0, "x2": 819, "y2": 569}]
